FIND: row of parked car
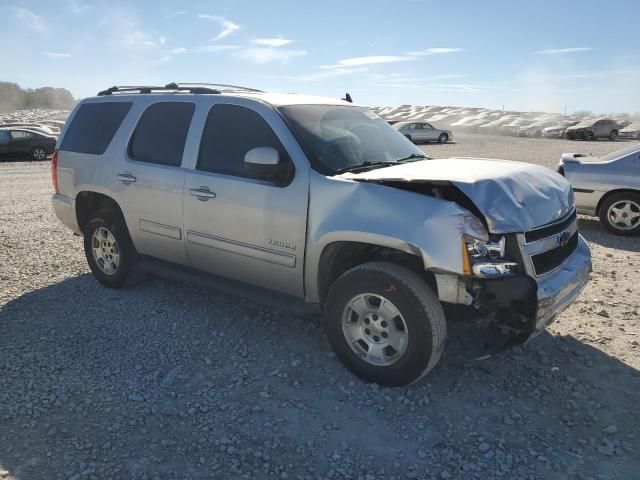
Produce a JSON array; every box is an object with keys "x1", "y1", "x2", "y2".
[
  {"x1": 373, "y1": 105, "x2": 640, "y2": 142},
  {"x1": 0, "y1": 109, "x2": 68, "y2": 161}
]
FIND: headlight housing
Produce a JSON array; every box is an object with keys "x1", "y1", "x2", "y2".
[{"x1": 462, "y1": 216, "x2": 519, "y2": 277}]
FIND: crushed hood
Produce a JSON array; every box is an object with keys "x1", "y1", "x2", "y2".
[{"x1": 340, "y1": 158, "x2": 574, "y2": 233}]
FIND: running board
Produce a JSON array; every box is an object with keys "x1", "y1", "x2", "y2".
[{"x1": 138, "y1": 255, "x2": 321, "y2": 318}]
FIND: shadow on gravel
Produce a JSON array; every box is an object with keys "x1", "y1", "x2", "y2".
[
  {"x1": 1, "y1": 273, "x2": 639, "y2": 479},
  {"x1": 578, "y1": 217, "x2": 640, "y2": 252}
]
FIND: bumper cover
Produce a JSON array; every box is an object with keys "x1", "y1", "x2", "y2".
[
  {"x1": 533, "y1": 234, "x2": 591, "y2": 332},
  {"x1": 52, "y1": 193, "x2": 81, "y2": 235}
]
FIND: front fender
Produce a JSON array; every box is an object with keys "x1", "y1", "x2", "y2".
[{"x1": 304, "y1": 171, "x2": 470, "y2": 303}]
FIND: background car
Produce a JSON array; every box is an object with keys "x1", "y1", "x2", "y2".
[
  {"x1": 542, "y1": 120, "x2": 579, "y2": 138},
  {"x1": 619, "y1": 122, "x2": 640, "y2": 140},
  {"x1": 559, "y1": 144, "x2": 640, "y2": 235},
  {"x1": 565, "y1": 118, "x2": 619, "y2": 141},
  {"x1": 394, "y1": 122, "x2": 452, "y2": 143},
  {"x1": 518, "y1": 120, "x2": 559, "y2": 138},
  {"x1": 499, "y1": 117, "x2": 533, "y2": 135},
  {"x1": 0, "y1": 127, "x2": 57, "y2": 161}
]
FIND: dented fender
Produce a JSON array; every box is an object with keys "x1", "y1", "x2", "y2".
[{"x1": 304, "y1": 170, "x2": 471, "y2": 303}]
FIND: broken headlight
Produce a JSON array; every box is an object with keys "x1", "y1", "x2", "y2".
[{"x1": 462, "y1": 216, "x2": 519, "y2": 277}]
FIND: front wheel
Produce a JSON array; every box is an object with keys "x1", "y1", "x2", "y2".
[
  {"x1": 404, "y1": 134, "x2": 414, "y2": 143},
  {"x1": 324, "y1": 262, "x2": 447, "y2": 386},
  {"x1": 584, "y1": 130, "x2": 594, "y2": 141},
  {"x1": 83, "y1": 209, "x2": 139, "y2": 288},
  {"x1": 30, "y1": 146, "x2": 48, "y2": 161},
  {"x1": 599, "y1": 193, "x2": 640, "y2": 235},
  {"x1": 438, "y1": 133, "x2": 449, "y2": 143}
]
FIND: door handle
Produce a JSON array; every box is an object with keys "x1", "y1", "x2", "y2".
[
  {"x1": 116, "y1": 173, "x2": 137, "y2": 184},
  {"x1": 189, "y1": 187, "x2": 217, "y2": 201}
]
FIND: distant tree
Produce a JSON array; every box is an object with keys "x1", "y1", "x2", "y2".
[{"x1": 0, "y1": 81, "x2": 75, "y2": 111}]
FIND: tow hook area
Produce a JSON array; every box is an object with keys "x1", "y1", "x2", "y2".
[{"x1": 463, "y1": 275, "x2": 539, "y2": 357}]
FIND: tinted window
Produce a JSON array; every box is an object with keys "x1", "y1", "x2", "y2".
[
  {"x1": 129, "y1": 102, "x2": 194, "y2": 167},
  {"x1": 61, "y1": 102, "x2": 132, "y2": 154},
  {"x1": 198, "y1": 104, "x2": 291, "y2": 179},
  {"x1": 0, "y1": 131, "x2": 10, "y2": 144}
]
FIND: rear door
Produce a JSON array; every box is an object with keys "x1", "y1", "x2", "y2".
[
  {"x1": 8, "y1": 130, "x2": 34, "y2": 156},
  {"x1": 182, "y1": 100, "x2": 309, "y2": 297},
  {"x1": 112, "y1": 100, "x2": 195, "y2": 265}
]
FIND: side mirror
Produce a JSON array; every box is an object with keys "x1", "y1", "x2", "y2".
[{"x1": 244, "y1": 147, "x2": 292, "y2": 186}]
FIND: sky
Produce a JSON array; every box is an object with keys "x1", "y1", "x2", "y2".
[{"x1": 2, "y1": 0, "x2": 639, "y2": 114}]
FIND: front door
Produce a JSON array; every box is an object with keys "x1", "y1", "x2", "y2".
[
  {"x1": 423, "y1": 123, "x2": 437, "y2": 141},
  {"x1": 112, "y1": 100, "x2": 195, "y2": 265},
  {"x1": 0, "y1": 130, "x2": 10, "y2": 156},
  {"x1": 183, "y1": 102, "x2": 309, "y2": 297}
]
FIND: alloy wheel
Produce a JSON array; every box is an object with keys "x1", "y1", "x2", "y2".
[
  {"x1": 342, "y1": 293, "x2": 409, "y2": 366},
  {"x1": 607, "y1": 200, "x2": 640, "y2": 231},
  {"x1": 91, "y1": 227, "x2": 120, "y2": 275}
]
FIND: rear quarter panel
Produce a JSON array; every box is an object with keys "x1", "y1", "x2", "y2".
[{"x1": 564, "y1": 153, "x2": 640, "y2": 215}]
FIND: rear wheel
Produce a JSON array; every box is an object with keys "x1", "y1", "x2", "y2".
[
  {"x1": 533, "y1": 130, "x2": 542, "y2": 138},
  {"x1": 609, "y1": 130, "x2": 618, "y2": 141},
  {"x1": 599, "y1": 193, "x2": 640, "y2": 235},
  {"x1": 30, "y1": 146, "x2": 48, "y2": 161},
  {"x1": 324, "y1": 262, "x2": 446, "y2": 386},
  {"x1": 438, "y1": 133, "x2": 449, "y2": 144},
  {"x1": 83, "y1": 209, "x2": 139, "y2": 288}
]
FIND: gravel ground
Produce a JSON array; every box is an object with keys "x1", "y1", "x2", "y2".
[{"x1": 1, "y1": 134, "x2": 639, "y2": 480}]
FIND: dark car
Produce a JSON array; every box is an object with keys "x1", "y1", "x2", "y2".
[
  {"x1": 0, "y1": 128, "x2": 57, "y2": 161},
  {"x1": 565, "y1": 118, "x2": 619, "y2": 141}
]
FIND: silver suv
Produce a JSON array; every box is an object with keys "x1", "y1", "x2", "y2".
[{"x1": 52, "y1": 83, "x2": 592, "y2": 386}]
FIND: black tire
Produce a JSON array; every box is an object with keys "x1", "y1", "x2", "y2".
[
  {"x1": 83, "y1": 209, "x2": 139, "y2": 288},
  {"x1": 608, "y1": 130, "x2": 618, "y2": 141},
  {"x1": 598, "y1": 192, "x2": 640, "y2": 235},
  {"x1": 30, "y1": 146, "x2": 48, "y2": 161},
  {"x1": 533, "y1": 130, "x2": 542, "y2": 138},
  {"x1": 324, "y1": 262, "x2": 446, "y2": 386},
  {"x1": 438, "y1": 133, "x2": 449, "y2": 144},
  {"x1": 584, "y1": 130, "x2": 594, "y2": 141},
  {"x1": 404, "y1": 134, "x2": 413, "y2": 143}
]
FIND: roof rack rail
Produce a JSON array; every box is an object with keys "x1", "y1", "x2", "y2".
[
  {"x1": 97, "y1": 85, "x2": 222, "y2": 96},
  {"x1": 170, "y1": 82, "x2": 263, "y2": 93}
]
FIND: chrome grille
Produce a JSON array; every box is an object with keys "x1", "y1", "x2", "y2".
[{"x1": 519, "y1": 209, "x2": 579, "y2": 277}]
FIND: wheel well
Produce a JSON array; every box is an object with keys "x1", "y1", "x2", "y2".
[
  {"x1": 596, "y1": 189, "x2": 640, "y2": 215},
  {"x1": 317, "y1": 241, "x2": 436, "y2": 304},
  {"x1": 75, "y1": 191, "x2": 124, "y2": 233}
]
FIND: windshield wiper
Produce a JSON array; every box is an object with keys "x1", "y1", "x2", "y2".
[
  {"x1": 333, "y1": 161, "x2": 400, "y2": 174},
  {"x1": 394, "y1": 153, "x2": 429, "y2": 162}
]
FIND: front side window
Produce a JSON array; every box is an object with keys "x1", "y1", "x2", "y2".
[
  {"x1": 0, "y1": 131, "x2": 10, "y2": 144},
  {"x1": 129, "y1": 102, "x2": 195, "y2": 167},
  {"x1": 278, "y1": 104, "x2": 425, "y2": 174},
  {"x1": 197, "y1": 104, "x2": 292, "y2": 180}
]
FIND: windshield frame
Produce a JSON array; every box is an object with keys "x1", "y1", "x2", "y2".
[{"x1": 277, "y1": 104, "x2": 426, "y2": 176}]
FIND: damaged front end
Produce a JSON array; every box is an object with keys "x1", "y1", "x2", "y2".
[{"x1": 341, "y1": 159, "x2": 591, "y2": 355}]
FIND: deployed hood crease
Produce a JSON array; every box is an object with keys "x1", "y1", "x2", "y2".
[{"x1": 340, "y1": 158, "x2": 574, "y2": 233}]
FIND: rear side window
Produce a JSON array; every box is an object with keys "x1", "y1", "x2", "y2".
[
  {"x1": 197, "y1": 104, "x2": 291, "y2": 179},
  {"x1": 61, "y1": 102, "x2": 132, "y2": 154},
  {"x1": 129, "y1": 102, "x2": 195, "y2": 167}
]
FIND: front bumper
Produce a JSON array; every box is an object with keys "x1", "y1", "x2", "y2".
[
  {"x1": 52, "y1": 193, "x2": 81, "y2": 235},
  {"x1": 533, "y1": 234, "x2": 591, "y2": 332}
]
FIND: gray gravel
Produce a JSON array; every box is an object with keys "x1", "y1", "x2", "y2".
[{"x1": 1, "y1": 134, "x2": 639, "y2": 480}]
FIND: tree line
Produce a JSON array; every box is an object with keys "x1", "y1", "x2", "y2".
[{"x1": 0, "y1": 81, "x2": 75, "y2": 111}]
